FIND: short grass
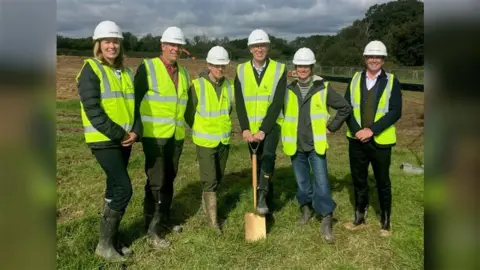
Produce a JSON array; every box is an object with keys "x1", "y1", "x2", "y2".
[{"x1": 56, "y1": 94, "x2": 424, "y2": 269}]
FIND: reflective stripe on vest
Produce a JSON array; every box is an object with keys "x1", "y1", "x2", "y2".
[
  {"x1": 192, "y1": 77, "x2": 233, "y2": 148},
  {"x1": 78, "y1": 58, "x2": 135, "y2": 143},
  {"x1": 346, "y1": 71, "x2": 396, "y2": 145},
  {"x1": 236, "y1": 60, "x2": 285, "y2": 133},
  {"x1": 140, "y1": 58, "x2": 190, "y2": 140},
  {"x1": 281, "y1": 82, "x2": 330, "y2": 156}
]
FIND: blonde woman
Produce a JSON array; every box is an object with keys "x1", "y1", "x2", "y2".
[{"x1": 76, "y1": 21, "x2": 141, "y2": 262}]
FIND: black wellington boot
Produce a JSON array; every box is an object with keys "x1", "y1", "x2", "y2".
[
  {"x1": 344, "y1": 209, "x2": 367, "y2": 231},
  {"x1": 143, "y1": 186, "x2": 155, "y2": 232},
  {"x1": 380, "y1": 210, "x2": 392, "y2": 236},
  {"x1": 146, "y1": 202, "x2": 172, "y2": 249},
  {"x1": 256, "y1": 172, "x2": 270, "y2": 215},
  {"x1": 300, "y1": 204, "x2": 312, "y2": 225},
  {"x1": 103, "y1": 201, "x2": 132, "y2": 257},
  {"x1": 95, "y1": 204, "x2": 127, "y2": 262},
  {"x1": 320, "y1": 213, "x2": 335, "y2": 244}
]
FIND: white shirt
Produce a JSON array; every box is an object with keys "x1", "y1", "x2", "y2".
[
  {"x1": 252, "y1": 60, "x2": 267, "y2": 77},
  {"x1": 366, "y1": 70, "x2": 381, "y2": 90},
  {"x1": 114, "y1": 69, "x2": 122, "y2": 79}
]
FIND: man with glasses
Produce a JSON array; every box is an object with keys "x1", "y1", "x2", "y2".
[
  {"x1": 234, "y1": 29, "x2": 287, "y2": 216},
  {"x1": 134, "y1": 26, "x2": 191, "y2": 248},
  {"x1": 343, "y1": 40, "x2": 403, "y2": 237}
]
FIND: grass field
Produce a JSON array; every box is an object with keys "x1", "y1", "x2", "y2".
[{"x1": 56, "y1": 84, "x2": 424, "y2": 269}]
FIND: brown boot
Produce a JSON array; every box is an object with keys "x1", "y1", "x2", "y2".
[{"x1": 203, "y1": 192, "x2": 222, "y2": 235}]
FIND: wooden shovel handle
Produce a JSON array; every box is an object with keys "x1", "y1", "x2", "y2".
[
  {"x1": 248, "y1": 142, "x2": 260, "y2": 209},
  {"x1": 252, "y1": 153, "x2": 257, "y2": 208}
]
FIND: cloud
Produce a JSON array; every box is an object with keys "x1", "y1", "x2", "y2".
[{"x1": 57, "y1": 0, "x2": 393, "y2": 40}]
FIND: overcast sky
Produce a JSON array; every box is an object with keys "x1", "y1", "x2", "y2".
[{"x1": 57, "y1": 0, "x2": 395, "y2": 40}]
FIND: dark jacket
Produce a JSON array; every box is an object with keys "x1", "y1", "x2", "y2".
[
  {"x1": 344, "y1": 69, "x2": 403, "y2": 148},
  {"x1": 77, "y1": 62, "x2": 142, "y2": 149},
  {"x1": 234, "y1": 58, "x2": 287, "y2": 135},
  {"x1": 288, "y1": 75, "x2": 352, "y2": 152},
  {"x1": 134, "y1": 60, "x2": 185, "y2": 145},
  {"x1": 184, "y1": 70, "x2": 232, "y2": 128}
]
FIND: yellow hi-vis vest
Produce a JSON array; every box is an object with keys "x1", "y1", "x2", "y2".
[
  {"x1": 236, "y1": 60, "x2": 285, "y2": 133},
  {"x1": 281, "y1": 82, "x2": 330, "y2": 156},
  {"x1": 346, "y1": 71, "x2": 397, "y2": 145},
  {"x1": 76, "y1": 58, "x2": 135, "y2": 143},
  {"x1": 191, "y1": 77, "x2": 234, "y2": 148},
  {"x1": 140, "y1": 58, "x2": 190, "y2": 140}
]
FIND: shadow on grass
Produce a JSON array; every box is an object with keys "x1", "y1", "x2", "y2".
[
  {"x1": 331, "y1": 174, "x2": 381, "y2": 218},
  {"x1": 69, "y1": 166, "x2": 298, "y2": 253}
]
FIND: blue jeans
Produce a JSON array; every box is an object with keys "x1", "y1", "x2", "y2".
[{"x1": 291, "y1": 151, "x2": 336, "y2": 216}]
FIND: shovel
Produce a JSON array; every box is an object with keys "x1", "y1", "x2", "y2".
[{"x1": 244, "y1": 142, "x2": 266, "y2": 242}]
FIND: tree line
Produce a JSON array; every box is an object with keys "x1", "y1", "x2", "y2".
[{"x1": 57, "y1": 0, "x2": 423, "y2": 67}]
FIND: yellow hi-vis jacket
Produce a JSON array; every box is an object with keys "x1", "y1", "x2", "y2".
[
  {"x1": 236, "y1": 60, "x2": 285, "y2": 133},
  {"x1": 281, "y1": 82, "x2": 330, "y2": 156},
  {"x1": 77, "y1": 58, "x2": 135, "y2": 143},
  {"x1": 140, "y1": 58, "x2": 190, "y2": 140},
  {"x1": 346, "y1": 71, "x2": 396, "y2": 145},
  {"x1": 191, "y1": 77, "x2": 234, "y2": 148}
]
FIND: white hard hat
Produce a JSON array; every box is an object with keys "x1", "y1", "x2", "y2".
[
  {"x1": 363, "y1": 40, "x2": 388, "y2": 56},
  {"x1": 293, "y1": 47, "x2": 316, "y2": 65},
  {"x1": 160, "y1": 26, "x2": 186, "y2": 45},
  {"x1": 93, "y1": 20, "x2": 123, "y2": 40},
  {"x1": 247, "y1": 29, "x2": 270, "y2": 46},
  {"x1": 206, "y1": 46, "x2": 230, "y2": 65}
]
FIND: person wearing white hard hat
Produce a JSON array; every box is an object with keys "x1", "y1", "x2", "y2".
[
  {"x1": 134, "y1": 26, "x2": 191, "y2": 248},
  {"x1": 76, "y1": 20, "x2": 141, "y2": 262},
  {"x1": 234, "y1": 29, "x2": 287, "y2": 216},
  {"x1": 343, "y1": 40, "x2": 402, "y2": 237},
  {"x1": 281, "y1": 47, "x2": 351, "y2": 244},
  {"x1": 184, "y1": 45, "x2": 234, "y2": 234}
]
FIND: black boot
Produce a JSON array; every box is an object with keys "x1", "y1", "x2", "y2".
[
  {"x1": 147, "y1": 202, "x2": 171, "y2": 249},
  {"x1": 321, "y1": 213, "x2": 335, "y2": 244},
  {"x1": 143, "y1": 186, "x2": 155, "y2": 231},
  {"x1": 378, "y1": 186, "x2": 392, "y2": 236},
  {"x1": 300, "y1": 204, "x2": 312, "y2": 225},
  {"x1": 256, "y1": 172, "x2": 270, "y2": 215},
  {"x1": 344, "y1": 209, "x2": 367, "y2": 231},
  {"x1": 103, "y1": 201, "x2": 132, "y2": 257},
  {"x1": 380, "y1": 210, "x2": 391, "y2": 236},
  {"x1": 95, "y1": 204, "x2": 127, "y2": 262}
]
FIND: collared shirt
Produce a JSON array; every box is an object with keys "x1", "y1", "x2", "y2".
[
  {"x1": 366, "y1": 70, "x2": 381, "y2": 90},
  {"x1": 252, "y1": 60, "x2": 267, "y2": 77},
  {"x1": 160, "y1": 57, "x2": 178, "y2": 88}
]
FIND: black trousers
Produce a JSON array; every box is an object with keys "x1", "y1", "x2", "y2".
[
  {"x1": 247, "y1": 124, "x2": 281, "y2": 175},
  {"x1": 196, "y1": 143, "x2": 230, "y2": 192},
  {"x1": 91, "y1": 146, "x2": 133, "y2": 212},
  {"x1": 348, "y1": 139, "x2": 392, "y2": 214},
  {"x1": 247, "y1": 124, "x2": 281, "y2": 207},
  {"x1": 142, "y1": 137, "x2": 184, "y2": 210}
]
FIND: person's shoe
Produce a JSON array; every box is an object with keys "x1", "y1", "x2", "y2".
[
  {"x1": 95, "y1": 204, "x2": 127, "y2": 262},
  {"x1": 321, "y1": 213, "x2": 335, "y2": 244},
  {"x1": 379, "y1": 210, "x2": 392, "y2": 237},
  {"x1": 343, "y1": 210, "x2": 367, "y2": 231},
  {"x1": 103, "y1": 201, "x2": 132, "y2": 257},
  {"x1": 300, "y1": 204, "x2": 312, "y2": 225},
  {"x1": 146, "y1": 203, "x2": 171, "y2": 249},
  {"x1": 204, "y1": 192, "x2": 222, "y2": 235},
  {"x1": 256, "y1": 173, "x2": 270, "y2": 215}
]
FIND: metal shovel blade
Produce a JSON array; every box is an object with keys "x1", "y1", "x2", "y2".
[
  {"x1": 244, "y1": 143, "x2": 266, "y2": 242},
  {"x1": 245, "y1": 212, "x2": 266, "y2": 242}
]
